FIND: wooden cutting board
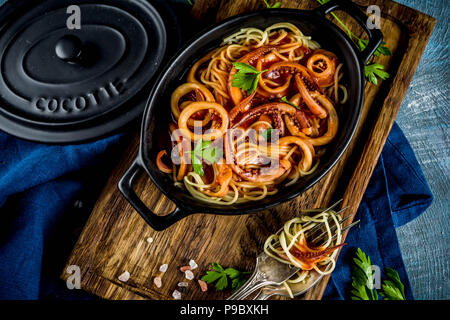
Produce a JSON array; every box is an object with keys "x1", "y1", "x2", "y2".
[{"x1": 61, "y1": 0, "x2": 435, "y2": 300}]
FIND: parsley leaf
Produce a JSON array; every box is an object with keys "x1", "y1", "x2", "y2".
[
  {"x1": 211, "y1": 262, "x2": 224, "y2": 273},
  {"x1": 232, "y1": 277, "x2": 248, "y2": 291},
  {"x1": 201, "y1": 270, "x2": 223, "y2": 283},
  {"x1": 315, "y1": 0, "x2": 391, "y2": 85},
  {"x1": 364, "y1": 63, "x2": 390, "y2": 85},
  {"x1": 201, "y1": 263, "x2": 250, "y2": 292},
  {"x1": 191, "y1": 150, "x2": 204, "y2": 177},
  {"x1": 224, "y1": 267, "x2": 242, "y2": 279},
  {"x1": 376, "y1": 43, "x2": 393, "y2": 57},
  {"x1": 380, "y1": 282, "x2": 405, "y2": 300},
  {"x1": 215, "y1": 274, "x2": 228, "y2": 291},
  {"x1": 281, "y1": 96, "x2": 300, "y2": 109},
  {"x1": 350, "y1": 249, "x2": 407, "y2": 300},
  {"x1": 233, "y1": 62, "x2": 261, "y2": 74},
  {"x1": 203, "y1": 145, "x2": 223, "y2": 164},
  {"x1": 263, "y1": 0, "x2": 281, "y2": 8},
  {"x1": 380, "y1": 268, "x2": 406, "y2": 300},
  {"x1": 351, "y1": 248, "x2": 379, "y2": 300},
  {"x1": 358, "y1": 39, "x2": 392, "y2": 57},
  {"x1": 262, "y1": 128, "x2": 273, "y2": 141},
  {"x1": 189, "y1": 140, "x2": 222, "y2": 176},
  {"x1": 232, "y1": 62, "x2": 267, "y2": 95}
]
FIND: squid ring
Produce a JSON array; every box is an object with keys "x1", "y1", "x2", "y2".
[
  {"x1": 278, "y1": 136, "x2": 315, "y2": 172},
  {"x1": 178, "y1": 101, "x2": 229, "y2": 141},
  {"x1": 171, "y1": 82, "x2": 215, "y2": 126},
  {"x1": 307, "y1": 52, "x2": 336, "y2": 87}
]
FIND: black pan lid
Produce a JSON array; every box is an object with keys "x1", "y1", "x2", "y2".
[{"x1": 0, "y1": 0, "x2": 173, "y2": 143}]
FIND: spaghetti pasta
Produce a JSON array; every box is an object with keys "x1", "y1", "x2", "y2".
[{"x1": 264, "y1": 208, "x2": 344, "y2": 298}]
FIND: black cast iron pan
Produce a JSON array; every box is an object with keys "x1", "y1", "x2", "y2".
[{"x1": 119, "y1": 0, "x2": 382, "y2": 231}]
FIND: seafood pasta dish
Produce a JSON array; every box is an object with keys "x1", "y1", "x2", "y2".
[{"x1": 156, "y1": 23, "x2": 347, "y2": 205}]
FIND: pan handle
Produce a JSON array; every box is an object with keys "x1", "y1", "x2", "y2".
[
  {"x1": 118, "y1": 159, "x2": 191, "y2": 231},
  {"x1": 314, "y1": 0, "x2": 383, "y2": 64}
]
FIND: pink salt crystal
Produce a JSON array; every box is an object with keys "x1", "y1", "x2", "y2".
[
  {"x1": 153, "y1": 276, "x2": 162, "y2": 288},
  {"x1": 180, "y1": 265, "x2": 191, "y2": 272},
  {"x1": 198, "y1": 279, "x2": 208, "y2": 292}
]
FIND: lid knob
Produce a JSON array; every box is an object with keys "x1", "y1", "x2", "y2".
[{"x1": 55, "y1": 35, "x2": 82, "y2": 63}]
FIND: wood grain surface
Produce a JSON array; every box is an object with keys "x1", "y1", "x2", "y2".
[{"x1": 61, "y1": 0, "x2": 435, "y2": 300}]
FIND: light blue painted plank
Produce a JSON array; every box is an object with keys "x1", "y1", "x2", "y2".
[{"x1": 392, "y1": 0, "x2": 449, "y2": 300}]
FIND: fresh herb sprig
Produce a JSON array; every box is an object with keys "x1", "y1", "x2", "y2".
[
  {"x1": 262, "y1": 128, "x2": 274, "y2": 140},
  {"x1": 380, "y1": 268, "x2": 406, "y2": 300},
  {"x1": 351, "y1": 248, "x2": 406, "y2": 300},
  {"x1": 315, "y1": 0, "x2": 391, "y2": 85},
  {"x1": 357, "y1": 39, "x2": 392, "y2": 57},
  {"x1": 263, "y1": 0, "x2": 281, "y2": 8},
  {"x1": 281, "y1": 96, "x2": 300, "y2": 109},
  {"x1": 364, "y1": 63, "x2": 389, "y2": 85},
  {"x1": 351, "y1": 248, "x2": 379, "y2": 300},
  {"x1": 231, "y1": 62, "x2": 267, "y2": 95},
  {"x1": 189, "y1": 140, "x2": 222, "y2": 176},
  {"x1": 201, "y1": 263, "x2": 250, "y2": 291}
]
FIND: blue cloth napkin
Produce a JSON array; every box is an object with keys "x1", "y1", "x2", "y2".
[
  {"x1": 324, "y1": 122, "x2": 433, "y2": 300},
  {"x1": 0, "y1": 130, "x2": 129, "y2": 300}
]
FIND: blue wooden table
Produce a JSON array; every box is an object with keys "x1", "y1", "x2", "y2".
[
  {"x1": 0, "y1": 0, "x2": 447, "y2": 300},
  {"x1": 393, "y1": 0, "x2": 449, "y2": 300}
]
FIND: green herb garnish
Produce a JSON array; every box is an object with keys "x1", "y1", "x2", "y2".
[
  {"x1": 316, "y1": 0, "x2": 391, "y2": 85},
  {"x1": 357, "y1": 39, "x2": 392, "y2": 57},
  {"x1": 262, "y1": 128, "x2": 274, "y2": 140},
  {"x1": 351, "y1": 248, "x2": 406, "y2": 300},
  {"x1": 281, "y1": 96, "x2": 300, "y2": 109},
  {"x1": 364, "y1": 63, "x2": 390, "y2": 85},
  {"x1": 380, "y1": 268, "x2": 406, "y2": 300},
  {"x1": 263, "y1": 0, "x2": 281, "y2": 8},
  {"x1": 351, "y1": 248, "x2": 379, "y2": 300},
  {"x1": 190, "y1": 140, "x2": 222, "y2": 176},
  {"x1": 201, "y1": 263, "x2": 251, "y2": 291},
  {"x1": 231, "y1": 62, "x2": 267, "y2": 95}
]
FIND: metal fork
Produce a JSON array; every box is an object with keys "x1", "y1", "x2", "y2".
[
  {"x1": 226, "y1": 251, "x2": 301, "y2": 300},
  {"x1": 228, "y1": 201, "x2": 358, "y2": 300},
  {"x1": 253, "y1": 270, "x2": 323, "y2": 300}
]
